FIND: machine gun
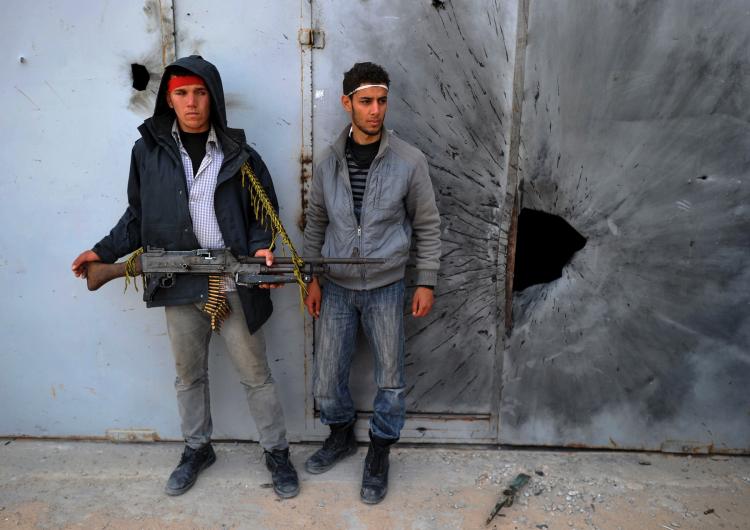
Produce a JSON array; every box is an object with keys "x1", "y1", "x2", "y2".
[{"x1": 85, "y1": 247, "x2": 385, "y2": 292}]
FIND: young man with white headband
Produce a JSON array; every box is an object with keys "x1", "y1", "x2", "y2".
[{"x1": 303, "y1": 62, "x2": 441, "y2": 504}]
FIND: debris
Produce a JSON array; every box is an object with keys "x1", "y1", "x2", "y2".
[
  {"x1": 703, "y1": 508, "x2": 715, "y2": 515},
  {"x1": 486, "y1": 473, "x2": 531, "y2": 526},
  {"x1": 536, "y1": 525, "x2": 548, "y2": 529},
  {"x1": 535, "y1": 470, "x2": 545, "y2": 476},
  {"x1": 259, "y1": 483, "x2": 273, "y2": 489},
  {"x1": 660, "y1": 525, "x2": 676, "y2": 530},
  {"x1": 476, "y1": 472, "x2": 490, "y2": 485},
  {"x1": 638, "y1": 459, "x2": 652, "y2": 465}
]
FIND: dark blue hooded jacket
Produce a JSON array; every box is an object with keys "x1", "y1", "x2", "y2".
[{"x1": 93, "y1": 55, "x2": 277, "y2": 333}]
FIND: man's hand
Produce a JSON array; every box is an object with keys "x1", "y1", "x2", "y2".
[
  {"x1": 411, "y1": 286, "x2": 434, "y2": 318},
  {"x1": 254, "y1": 248, "x2": 281, "y2": 289},
  {"x1": 304, "y1": 276, "x2": 322, "y2": 318},
  {"x1": 71, "y1": 250, "x2": 101, "y2": 279}
]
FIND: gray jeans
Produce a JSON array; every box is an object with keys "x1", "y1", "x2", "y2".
[{"x1": 164, "y1": 291, "x2": 288, "y2": 451}]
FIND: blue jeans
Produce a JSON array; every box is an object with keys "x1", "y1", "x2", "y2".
[{"x1": 313, "y1": 280, "x2": 406, "y2": 440}]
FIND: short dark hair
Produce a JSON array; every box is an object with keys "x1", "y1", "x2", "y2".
[{"x1": 342, "y1": 62, "x2": 390, "y2": 96}]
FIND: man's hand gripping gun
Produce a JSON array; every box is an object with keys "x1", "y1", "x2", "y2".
[{"x1": 85, "y1": 247, "x2": 384, "y2": 293}]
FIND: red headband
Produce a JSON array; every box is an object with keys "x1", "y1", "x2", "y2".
[{"x1": 167, "y1": 75, "x2": 206, "y2": 93}]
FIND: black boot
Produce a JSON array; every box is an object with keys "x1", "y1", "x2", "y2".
[
  {"x1": 360, "y1": 432, "x2": 395, "y2": 504},
  {"x1": 265, "y1": 448, "x2": 300, "y2": 499},
  {"x1": 164, "y1": 444, "x2": 216, "y2": 496},
  {"x1": 305, "y1": 419, "x2": 357, "y2": 474}
]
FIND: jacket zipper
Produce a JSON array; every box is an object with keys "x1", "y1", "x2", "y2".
[
  {"x1": 357, "y1": 225, "x2": 365, "y2": 286},
  {"x1": 342, "y1": 144, "x2": 384, "y2": 288},
  {"x1": 357, "y1": 155, "x2": 385, "y2": 288}
]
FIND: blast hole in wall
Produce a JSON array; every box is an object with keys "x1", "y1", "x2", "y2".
[
  {"x1": 512, "y1": 208, "x2": 586, "y2": 292},
  {"x1": 131, "y1": 64, "x2": 150, "y2": 91}
]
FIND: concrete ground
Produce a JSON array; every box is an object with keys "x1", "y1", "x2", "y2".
[{"x1": 0, "y1": 440, "x2": 748, "y2": 530}]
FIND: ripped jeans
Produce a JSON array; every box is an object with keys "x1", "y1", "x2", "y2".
[{"x1": 313, "y1": 280, "x2": 406, "y2": 441}]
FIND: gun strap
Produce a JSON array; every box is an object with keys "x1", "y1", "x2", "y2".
[
  {"x1": 124, "y1": 247, "x2": 145, "y2": 293},
  {"x1": 240, "y1": 162, "x2": 307, "y2": 295},
  {"x1": 203, "y1": 275, "x2": 230, "y2": 332}
]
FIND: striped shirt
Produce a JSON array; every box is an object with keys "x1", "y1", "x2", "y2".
[
  {"x1": 172, "y1": 120, "x2": 235, "y2": 290},
  {"x1": 345, "y1": 135, "x2": 380, "y2": 222}
]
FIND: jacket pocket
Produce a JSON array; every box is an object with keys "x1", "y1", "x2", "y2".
[{"x1": 373, "y1": 162, "x2": 409, "y2": 212}]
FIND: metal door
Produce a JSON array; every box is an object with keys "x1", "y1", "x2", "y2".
[
  {"x1": 305, "y1": 1, "x2": 520, "y2": 442},
  {"x1": 500, "y1": 0, "x2": 750, "y2": 453},
  {"x1": 1, "y1": 0, "x2": 182, "y2": 440},
  {"x1": 1, "y1": 0, "x2": 311, "y2": 443}
]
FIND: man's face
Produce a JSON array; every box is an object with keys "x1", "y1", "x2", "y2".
[
  {"x1": 167, "y1": 83, "x2": 211, "y2": 133},
  {"x1": 341, "y1": 85, "x2": 388, "y2": 140}
]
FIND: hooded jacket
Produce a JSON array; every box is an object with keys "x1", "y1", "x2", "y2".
[{"x1": 92, "y1": 55, "x2": 277, "y2": 333}]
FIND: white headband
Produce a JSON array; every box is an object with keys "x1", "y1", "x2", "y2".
[{"x1": 346, "y1": 84, "x2": 389, "y2": 97}]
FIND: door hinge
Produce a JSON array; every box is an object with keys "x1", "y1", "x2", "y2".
[{"x1": 299, "y1": 28, "x2": 325, "y2": 49}]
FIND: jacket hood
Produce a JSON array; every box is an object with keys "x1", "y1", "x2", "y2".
[{"x1": 153, "y1": 55, "x2": 228, "y2": 129}]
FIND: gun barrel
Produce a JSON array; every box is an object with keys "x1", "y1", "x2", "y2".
[
  {"x1": 237, "y1": 256, "x2": 386, "y2": 265},
  {"x1": 305, "y1": 257, "x2": 386, "y2": 265}
]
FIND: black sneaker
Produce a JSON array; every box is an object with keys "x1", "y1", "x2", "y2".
[
  {"x1": 264, "y1": 448, "x2": 300, "y2": 499},
  {"x1": 164, "y1": 444, "x2": 216, "y2": 496},
  {"x1": 360, "y1": 432, "x2": 395, "y2": 504},
  {"x1": 305, "y1": 419, "x2": 357, "y2": 474}
]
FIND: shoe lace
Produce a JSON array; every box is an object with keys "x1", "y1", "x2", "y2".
[
  {"x1": 178, "y1": 446, "x2": 199, "y2": 466},
  {"x1": 267, "y1": 450, "x2": 295, "y2": 476}
]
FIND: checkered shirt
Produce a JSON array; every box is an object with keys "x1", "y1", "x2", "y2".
[{"x1": 172, "y1": 121, "x2": 235, "y2": 291}]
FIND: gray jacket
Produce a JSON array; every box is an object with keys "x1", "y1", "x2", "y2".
[{"x1": 304, "y1": 126, "x2": 441, "y2": 290}]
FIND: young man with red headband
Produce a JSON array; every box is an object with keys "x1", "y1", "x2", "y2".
[
  {"x1": 71, "y1": 56, "x2": 299, "y2": 499},
  {"x1": 303, "y1": 62, "x2": 441, "y2": 504}
]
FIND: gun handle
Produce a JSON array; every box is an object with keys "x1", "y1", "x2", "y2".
[{"x1": 86, "y1": 261, "x2": 128, "y2": 291}]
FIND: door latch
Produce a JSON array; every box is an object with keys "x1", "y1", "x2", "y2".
[{"x1": 299, "y1": 28, "x2": 325, "y2": 49}]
